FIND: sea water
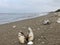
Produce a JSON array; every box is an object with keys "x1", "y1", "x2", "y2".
[{"x1": 0, "y1": 13, "x2": 48, "y2": 24}]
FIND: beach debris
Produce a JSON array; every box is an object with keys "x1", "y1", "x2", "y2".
[
  {"x1": 28, "y1": 27, "x2": 34, "y2": 41},
  {"x1": 12, "y1": 25, "x2": 16, "y2": 28},
  {"x1": 27, "y1": 41, "x2": 33, "y2": 45},
  {"x1": 56, "y1": 18, "x2": 60, "y2": 23},
  {"x1": 18, "y1": 32, "x2": 26, "y2": 44},
  {"x1": 42, "y1": 19, "x2": 50, "y2": 25}
]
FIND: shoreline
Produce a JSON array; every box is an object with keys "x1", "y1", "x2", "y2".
[{"x1": 0, "y1": 12, "x2": 48, "y2": 25}]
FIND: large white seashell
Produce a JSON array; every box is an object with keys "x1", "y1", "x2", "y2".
[
  {"x1": 28, "y1": 27, "x2": 34, "y2": 41},
  {"x1": 18, "y1": 32, "x2": 25, "y2": 43},
  {"x1": 27, "y1": 41, "x2": 33, "y2": 45}
]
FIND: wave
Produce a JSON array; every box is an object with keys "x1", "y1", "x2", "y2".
[{"x1": 0, "y1": 12, "x2": 48, "y2": 24}]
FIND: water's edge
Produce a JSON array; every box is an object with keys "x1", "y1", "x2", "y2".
[{"x1": 0, "y1": 13, "x2": 48, "y2": 25}]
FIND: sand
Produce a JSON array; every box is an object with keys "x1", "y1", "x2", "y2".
[{"x1": 0, "y1": 12, "x2": 60, "y2": 45}]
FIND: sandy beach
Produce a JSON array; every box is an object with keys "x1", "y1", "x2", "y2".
[{"x1": 0, "y1": 12, "x2": 60, "y2": 45}]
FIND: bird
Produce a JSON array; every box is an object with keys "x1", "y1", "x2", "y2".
[
  {"x1": 18, "y1": 32, "x2": 26, "y2": 44},
  {"x1": 28, "y1": 27, "x2": 34, "y2": 41}
]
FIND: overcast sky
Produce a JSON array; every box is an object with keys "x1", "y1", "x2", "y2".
[{"x1": 0, "y1": 0, "x2": 60, "y2": 13}]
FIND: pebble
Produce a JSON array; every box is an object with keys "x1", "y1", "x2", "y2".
[
  {"x1": 37, "y1": 28, "x2": 40, "y2": 30},
  {"x1": 41, "y1": 41, "x2": 45, "y2": 44},
  {"x1": 41, "y1": 36, "x2": 44, "y2": 38},
  {"x1": 12, "y1": 25, "x2": 16, "y2": 28},
  {"x1": 38, "y1": 39, "x2": 41, "y2": 41}
]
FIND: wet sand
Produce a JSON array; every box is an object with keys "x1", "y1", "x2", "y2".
[{"x1": 0, "y1": 12, "x2": 60, "y2": 45}]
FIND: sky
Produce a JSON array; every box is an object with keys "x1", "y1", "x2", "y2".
[{"x1": 0, "y1": 0, "x2": 60, "y2": 13}]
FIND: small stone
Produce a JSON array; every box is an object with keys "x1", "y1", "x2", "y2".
[
  {"x1": 13, "y1": 25, "x2": 16, "y2": 28},
  {"x1": 37, "y1": 28, "x2": 40, "y2": 30},
  {"x1": 38, "y1": 39, "x2": 41, "y2": 41},
  {"x1": 41, "y1": 41, "x2": 45, "y2": 44},
  {"x1": 41, "y1": 36, "x2": 43, "y2": 38}
]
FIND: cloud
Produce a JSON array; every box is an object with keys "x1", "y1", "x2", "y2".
[{"x1": 0, "y1": 0, "x2": 60, "y2": 13}]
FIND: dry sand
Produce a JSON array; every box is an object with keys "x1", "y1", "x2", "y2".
[{"x1": 0, "y1": 12, "x2": 60, "y2": 45}]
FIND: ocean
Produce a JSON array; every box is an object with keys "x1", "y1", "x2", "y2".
[{"x1": 0, "y1": 13, "x2": 48, "y2": 24}]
